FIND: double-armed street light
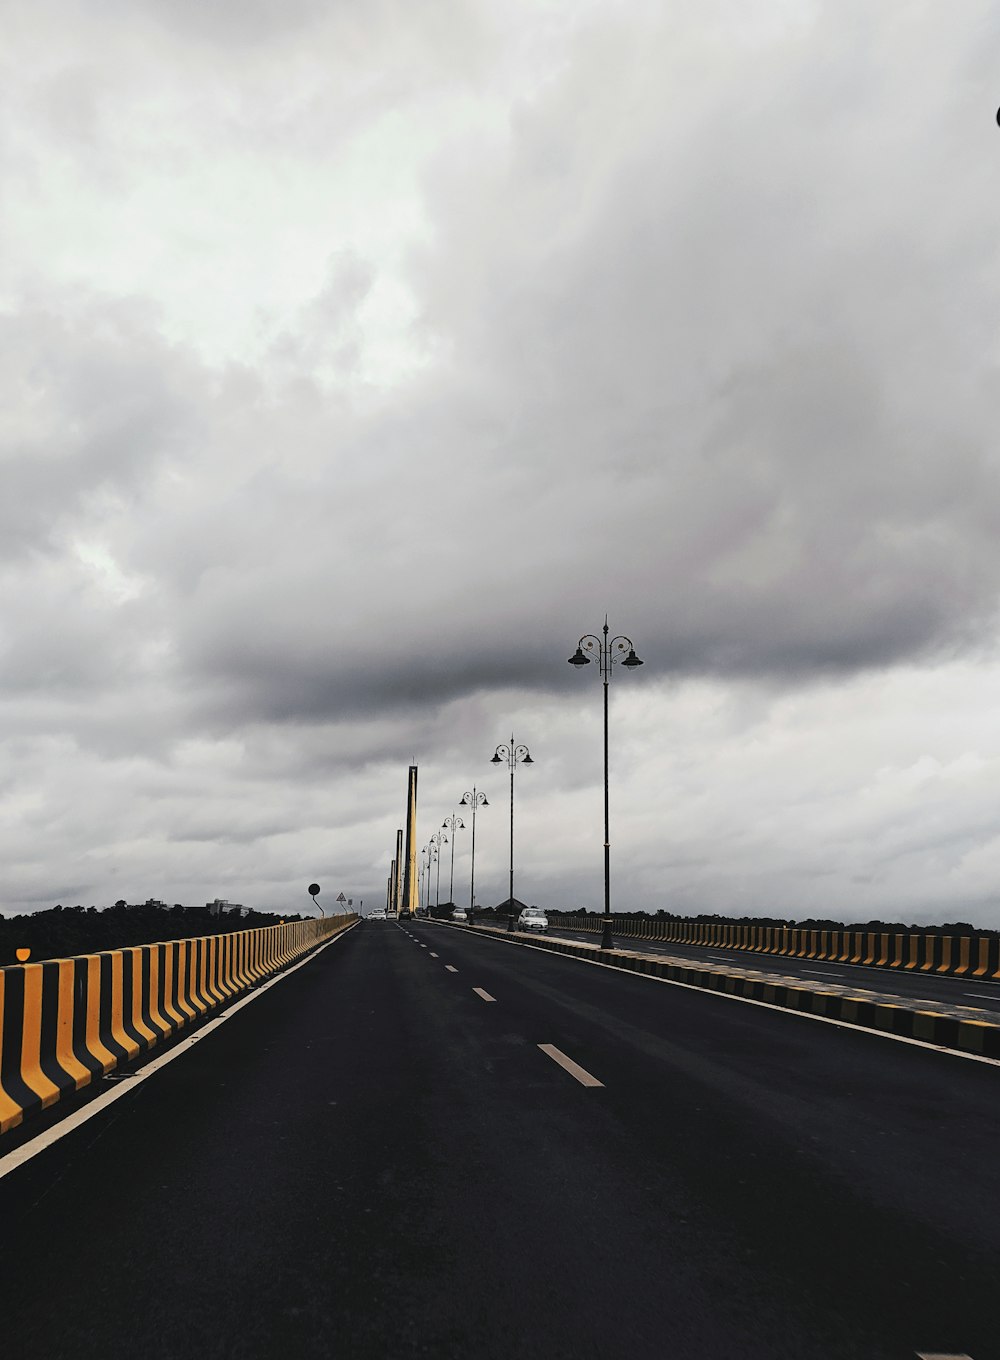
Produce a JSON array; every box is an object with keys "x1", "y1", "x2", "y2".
[
  {"x1": 568, "y1": 617, "x2": 644, "y2": 950},
  {"x1": 429, "y1": 830, "x2": 448, "y2": 910},
  {"x1": 441, "y1": 813, "x2": 465, "y2": 904},
  {"x1": 458, "y1": 788, "x2": 489, "y2": 916},
  {"x1": 421, "y1": 845, "x2": 438, "y2": 914},
  {"x1": 490, "y1": 735, "x2": 533, "y2": 927},
  {"x1": 428, "y1": 845, "x2": 438, "y2": 911}
]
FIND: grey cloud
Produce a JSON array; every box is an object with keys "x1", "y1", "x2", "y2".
[
  {"x1": 0, "y1": 297, "x2": 207, "y2": 562},
  {"x1": 398, "y1": 3, "x2": 1000, "y2": 682},
  {"x1": 6, "y1": 3, "x2": 1000, "y2": 923}
]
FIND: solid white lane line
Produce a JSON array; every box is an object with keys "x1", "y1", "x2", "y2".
[
  {"x1": 0, "y1": 923, "x2": 360, "y2": 1182},
  {"x1": 538, "y1": 1044, "x2": 604, "y2": 1088},
  {"x1": 445, "y1": 965, "x2": 459, "y2": 973},
  {"x1": 429, "y1": 952, "x2": 439, "y2": 958},
  {"x1": 915, "y1": 1352, "x2": 974, "y2": 1358},
  {"x1": 473, "y1": 988, "x2": 496, "y2": 1002},
  {"x1": 801, "y1": 969, "x2": 847, "y2": 977}
]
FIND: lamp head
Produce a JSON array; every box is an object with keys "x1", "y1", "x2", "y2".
[
  {"x1": 521, "y1": 752, "x2": 534, "y2": 764},
  {"x1": 490, "y1": 752, "x2": 503, "y2": 764},
  {"x1": 621, "y1": 648, "x2": 644, "y2": 668},
  {"x1": 567, "y1": 647, "x2": 590, "y2": 667},
  {"x1": 481, "y1": 796, "x2": 489, "y2": 806},
  {"x1": 460, "y1": 794, "x2": 470, "y2": 806}
]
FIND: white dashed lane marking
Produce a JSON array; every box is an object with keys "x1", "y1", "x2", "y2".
[
  {"x1": 473, "y1": 988, "x2": 496, "y2": 1002},
  {"x1": 915, "y1": 1352, "x2": 974, "y2": 1358},
  {"x1": 445, "y1": 965, "x2": 459, "y2": 973},
  {"x1": 537, "y1": 1044, "x2": 604, "y2": 1088},
  {"x1": 429, "y1": 952, "x2": 439, "y2": 958}
]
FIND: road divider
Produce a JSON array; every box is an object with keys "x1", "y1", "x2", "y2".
[
  {"x1": 436, "y1": 922, "x2": 1000, "y2": 1062},
  {"x1": 0, "y1": 915, "x2": 357, "y2": 1135},
  {"x1": 554, "y1": 916, "x2": 1000, "y2": 982}
]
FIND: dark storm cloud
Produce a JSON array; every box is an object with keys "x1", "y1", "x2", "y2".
[
  {"x1": 9, "y1": 0, "x2": 997, "y2": 747},
  {"x1": 0, "y1": 297, "x2": 207, "y2": 563},
  {"x1": 5, "y1": 1, "x2": 1000, "y2": 921},
  {"x1": 395, "y1": 2, "x2": 1000, "y2": 685}
]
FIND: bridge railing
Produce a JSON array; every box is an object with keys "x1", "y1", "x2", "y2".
[
  {"x1": 555, "y1": 916, "x2": 1000, "y2": 981},
  {"x1": 0, "y1": 914, "x2": 357, "y2": 1136}
]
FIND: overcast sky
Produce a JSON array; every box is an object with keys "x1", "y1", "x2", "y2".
[{"x1": 2, "y1": 1, "x2": 1000, "y2": 926}]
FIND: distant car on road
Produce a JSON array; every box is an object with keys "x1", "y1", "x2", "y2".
[
  {"x1": 451, "y1": 907, "x2": 469, "y2": 923},
  {"x1": 517, "y1": 906, "x2": 548, "y2": 932}
]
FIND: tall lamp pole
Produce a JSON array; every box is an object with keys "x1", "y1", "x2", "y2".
[
  {"x1": 429, "y1": 830, "x2": 447, "y2": 910},
  {"x1": 427, "y1": 844, "x2": 437, "y2": 912},
  {"x1": 490, "y1": 735, "x2": 533, "y2": 923},
  {"x1": 421, "y1": 845, "x2": 435, "y2": 914},
  {"x1": 459, "y1": 788, "x2": 489, "y2": 916},
  {"x1": 568, "y1": 617, "x2": 643, "y2": 949},
  {"x1": 441, "y1": 814, "x2": 465, "y2": 905}
]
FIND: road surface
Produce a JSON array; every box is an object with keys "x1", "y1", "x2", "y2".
[{"x1": 1, "y1": 918, "x2": 997, "y2": 1360}]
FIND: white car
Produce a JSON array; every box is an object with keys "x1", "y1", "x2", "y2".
[
  {"x1": 517, "y1": 907, "x2": 548, "y2": 932},
  {"x1": 451, "y1": 907, "x2": 469, "y2": 923}
]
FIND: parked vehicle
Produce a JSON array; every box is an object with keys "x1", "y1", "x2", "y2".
[
  {"x1": 517, "y1": 906, "x2": 548, "y2": 932},
  {"x1": 451, "y1": 907, "x2": 469, "y2": 923}
]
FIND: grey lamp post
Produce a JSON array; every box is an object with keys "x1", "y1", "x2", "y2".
[
  {"x1": 568, "y1": 617, "x2": 644, "y2": 949},
  {"x1": 458, "y1": 789, "x2": 489, "y2": 916},
  {"x1": 490, "y1": 736, "x2": 533, "y2": 929},
  {"x1": 427, "y1": 845, "x2": 437, "y2": 912},
  {"x1": 441, "y1": 814, "x2": 465, "y2": 905},
  {"x1": 429, "y1": 830, "x2": 447, "y2": 910},
  {"x1": 421, "y1": 846, "x2": 435, "y2": 914}
]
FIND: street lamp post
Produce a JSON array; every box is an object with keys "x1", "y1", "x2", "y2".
[
  {"x1": 441, "y1": 814, "x2": 465, "y2": 905},
  {"x1": 568, "y1": 616, "x2": 643, "y2": 949},
  {"x1": 421, "y1": 845, "x2": 436, "y2": 914},
  {"x1": 429, "y1": 830, "x2": 447, "y2": 910},
  {"x1": 490, "y1": 735, "x2": 533, "y2": 928},
  {"x1": 458, "y1": 788, "x2": 489, "y2": 917}
]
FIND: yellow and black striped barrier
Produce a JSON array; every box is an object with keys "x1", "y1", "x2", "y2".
[
  {"x1": 560, "y1": 916, "x2": 1000, "y2": 981},
  {"x1": 0, "y1": 914, "x2": 356, "y2": 1136}
]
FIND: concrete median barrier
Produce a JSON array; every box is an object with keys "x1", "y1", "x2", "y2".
[
  {"x1": 452, "y1": 920, "x2": 1000, "y2": 1061},
  {"x1": 555, "y1": 915, "x2": 1000, "y2": 982}
]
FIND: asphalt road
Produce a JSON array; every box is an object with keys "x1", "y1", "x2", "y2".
[
  {"x1": 2, "y1": 918, "x2": 999, "y2": 1360},
  {"x1": 546, "y1": 925, "x2": 1000, "y2": 1013}
]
